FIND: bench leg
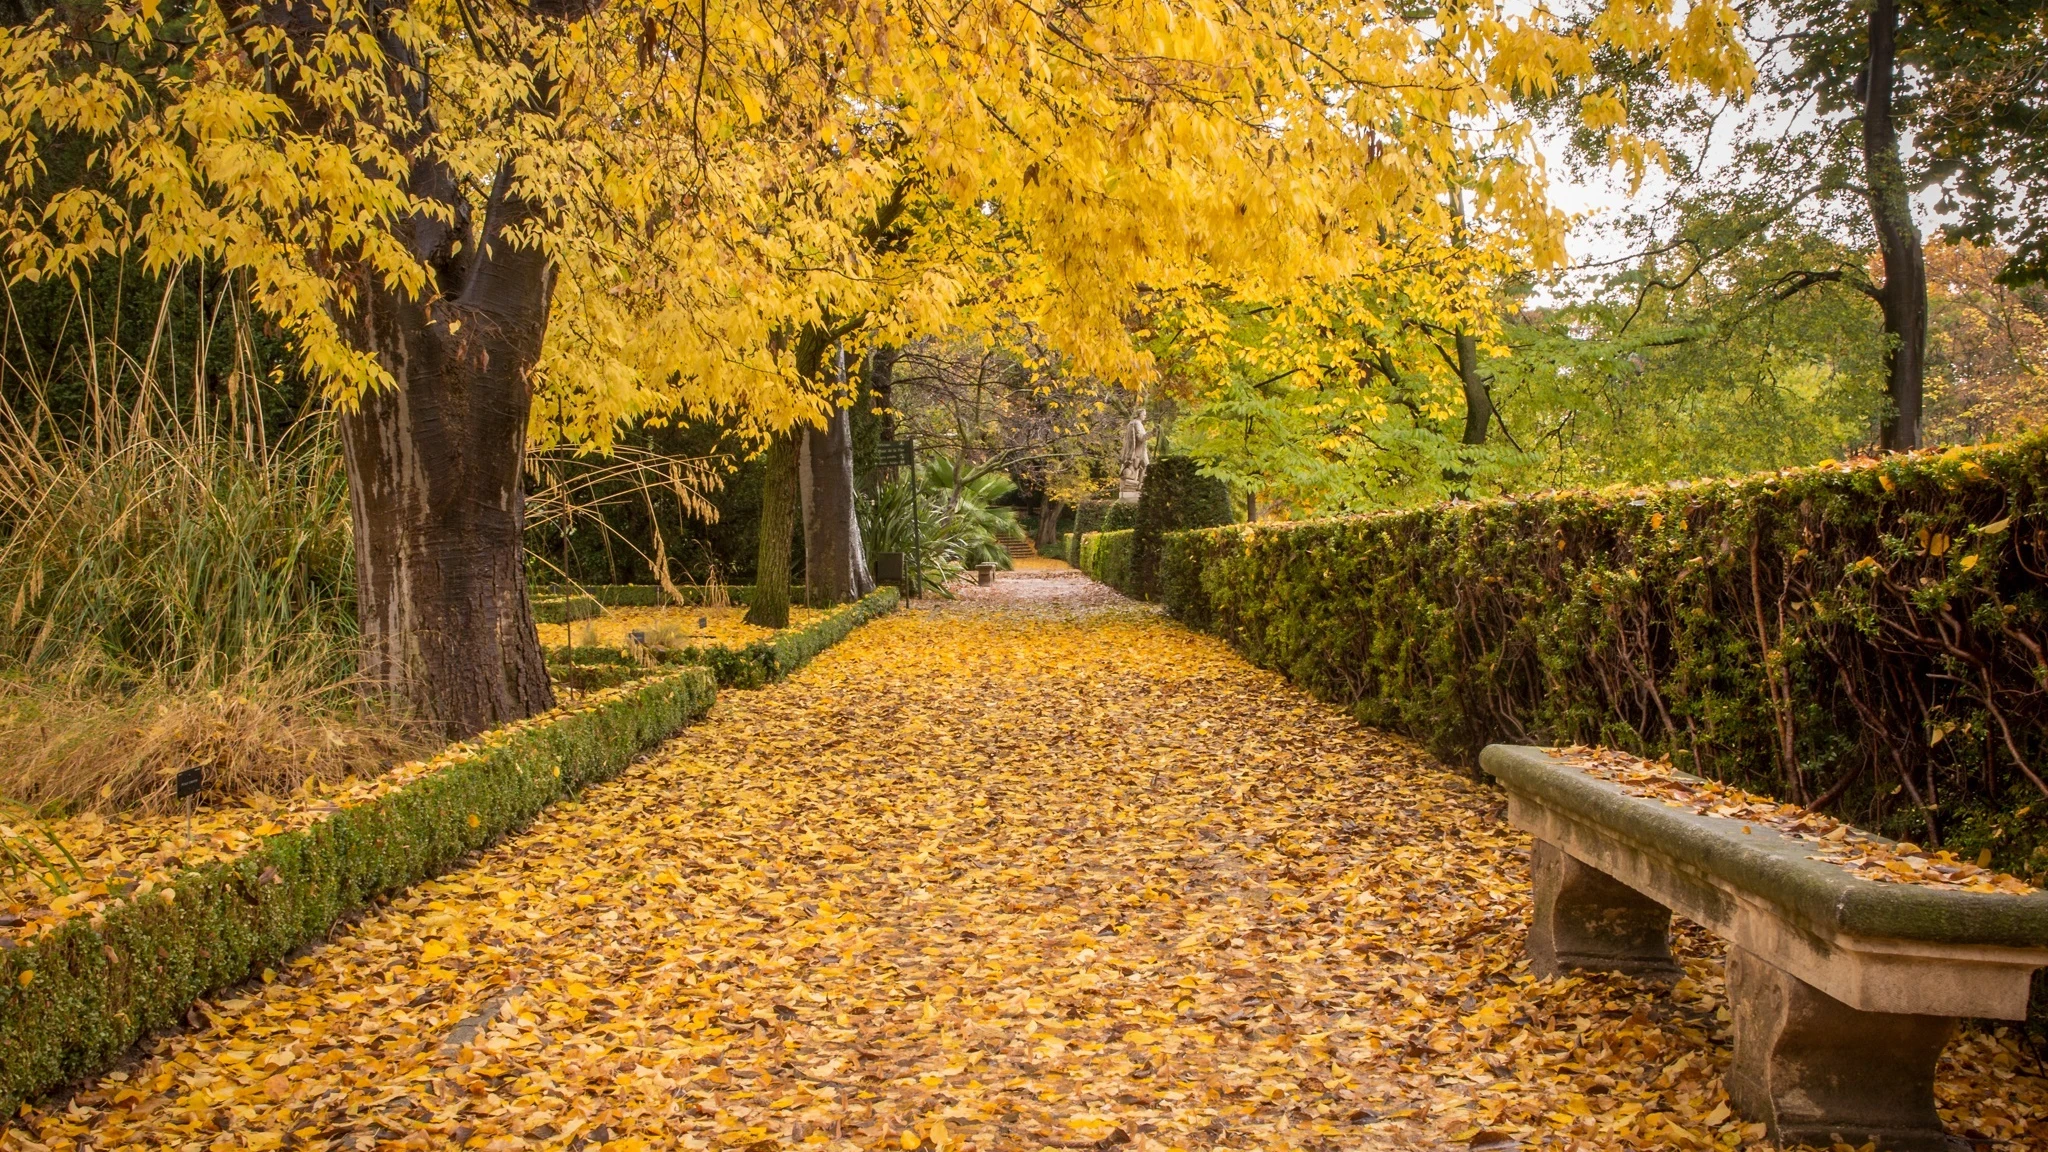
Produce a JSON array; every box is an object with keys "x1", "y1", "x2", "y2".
[
  {"x1": 1726, "y1": 947, "x2": 1956, "y2": 1152},
  {"x1": 1526, "y1": 839, "x2": 1680, "y2": 978}
]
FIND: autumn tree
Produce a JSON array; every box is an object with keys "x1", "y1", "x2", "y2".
[{"x1": 0, "y1": 0, "x2": 1752, "y2": 731}]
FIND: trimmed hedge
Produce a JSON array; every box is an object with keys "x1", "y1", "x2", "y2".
[
  {"x1": 0, "y1": 666, "x2": 717, "y2": 1118},
  {"x1": 533, "y1": 584, "x2": 805, "y2": 611},
  {"x1": 532, "y1": 594, "x2": 603, "y2": 625},
  {"x1": 1067, "y1": 501, "x2": 1137, "y2": 565},
  {"x1": 547, "y1": 587, "x2": 900, "y2": 689},
  {"x1": 1133, "y1": 456, "x2": 1233, "y2": 598},
  {"x1": 1156, "y1": 437, "x2": 2048, "y2": 879},
  {"x1": 1079, "y1": 530, "x2": 1137, "y2": 596}
]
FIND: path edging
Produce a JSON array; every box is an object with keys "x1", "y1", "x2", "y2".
[
  {"x1": 0, "y1": 666, "x2": 716, "y2": 1119},
  {"x1": 548, "y1": 586, "x2": 901, "y2": 688}
]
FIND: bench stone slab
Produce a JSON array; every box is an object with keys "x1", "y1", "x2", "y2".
[
  {"x1": 1483, "y1": 744, "x2": 2048, "y2": 1019},
  {"x1": 1482, "y1": 744, "x2": 2048, "y2": 1152}
]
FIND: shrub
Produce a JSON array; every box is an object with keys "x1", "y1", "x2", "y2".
[
  {"x1": 1133, "y1": 456, "x2": 1233, "y2": 598},
  {"x1": 0, "y1": 665, "x2": 716, "y2": 1118},
  {"x1": 1068, "y1": 501, "x2": 1137, "y2": 564},
  {"x1": 1158, "y1": 436, "x2": 2048, "y2": 880},
  {"x1": 1079, "y1": 530, "x2": 1137, "y2": 596}
]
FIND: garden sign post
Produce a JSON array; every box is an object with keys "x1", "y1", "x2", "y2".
[{"x1": 876, "y1": 438, "x2": 920, "y2": 599}]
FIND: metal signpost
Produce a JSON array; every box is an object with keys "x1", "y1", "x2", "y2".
[{"x1": 875, "y1": 438, "x2": 920, "y2": 598}]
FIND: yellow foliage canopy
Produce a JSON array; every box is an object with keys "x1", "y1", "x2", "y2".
[{"x1": 0, "y1": 0, "x2": 1752, "y2": 443}]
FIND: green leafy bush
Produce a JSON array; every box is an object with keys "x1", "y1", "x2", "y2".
[
  {"x1": 1067, "y1": 501, "x2": 1137, "y2": 564},
  {"x1": 1158, "y1": 437, "x2": 2048, "y2": 882},
  {"x1": 1133, "y1": 456, "x2": 1233, "y2": 598},
  {"x1": 0, "y1": 666, "x2": 716, "y2": 1118},
  {"x1": 1079, "y1": 530, "x2": 1136, "y2": 596}
]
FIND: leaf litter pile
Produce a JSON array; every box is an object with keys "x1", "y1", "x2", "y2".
[
  {"x1": 1547, "y1": 746, "x2": 2035, "y2": 896},
  {"x1": 9, "y1": 573, "x2": 2044, "y2": 1151}
]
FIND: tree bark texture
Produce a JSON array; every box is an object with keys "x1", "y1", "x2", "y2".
[
  {"x1": 865, "y1": 345, "x2": 899, "y2": 442},
  {"x1": 1457, "y1": 329, "x2": 1491, "y2": 446},
  {"x1": 802, "y1": 405, "x2": 872, "y2": 605},
  {"x1": 1863, "y1": 0, "x2": 1929, "y2": 452},
  {"x1": 746, "y1": 431, "x2": 800, "y2": 629},
  {"x1": 270, "y1": 0, "x2": 562, "y2": 736},
  {"x1": 1036, "y1": 499, "x2": 1064, "y2": 550}
]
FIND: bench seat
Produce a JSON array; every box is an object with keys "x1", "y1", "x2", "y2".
[{"x1": 1482, "y1": 744, "x2": 2048, "y2": 1152}]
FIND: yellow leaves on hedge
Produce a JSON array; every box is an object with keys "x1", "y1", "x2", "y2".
[{"x1": 15, "y1": 589, "x2": 2041, "y2": 1150}]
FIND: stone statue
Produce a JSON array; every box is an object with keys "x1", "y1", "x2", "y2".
[{"x1": 1118, "y1": 412, "x2": 1150, "y2": 501}]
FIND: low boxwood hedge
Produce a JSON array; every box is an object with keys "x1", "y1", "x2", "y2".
[
  {"x1": 1155, "y1": 437, "x2": 2048, "y2": 880},
  {"x1": 0, "y1": 666, "x2": 716, "y2": 1119},
  {"x1": 547, "y1": 587, "x2": 900, "y2": 689},
  {"x1": 532, "y1": 584, "x2": 807, "y2": 612}
]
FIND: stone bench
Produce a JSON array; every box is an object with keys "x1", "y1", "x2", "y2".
[{"x1": 1481, "y1": 745, "x2": 2048, "y2": 1152}]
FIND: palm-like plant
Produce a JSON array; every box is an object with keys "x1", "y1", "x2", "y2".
[
  {"x1": 858, "y1": 457, "x2": 1024, "y2": 590},
  {"x1": 920, "y1": 456, "x2": 1021, "y2": 568}
]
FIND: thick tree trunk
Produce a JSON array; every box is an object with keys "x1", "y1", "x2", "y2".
[
  {"x1": 251, "y1": 1, "x2": 566, "y2": 737},
  {"x1": 801, "y1": 406, "x2": 873, "y2": 605},
  {"x1": 338, "y1": 167, "x2": 559, "y2": 736},
  {"x1": 1456, "y1": 330, "x2": 1490, "y2": 445},
  {"x1": 746, "y1": 431, "x2": 799, "y2": 628},
  {"x1": 1862, "y1": 0, "x2": 1928, "y2": 452}
]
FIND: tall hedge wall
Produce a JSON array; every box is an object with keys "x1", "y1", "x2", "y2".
[
  {"x1": 1133, "y1": 456, "x2": 1233, "y2": 598},
  {"x1": 1067, "y1": 501, "x2": 1137, "y2": 564},
  {"x1": 1158, "y1": 438, "x2": 2048, "y2": 878},
  {"x1": 0, "y1": 667, "x2": 717, "y2": 1117}
]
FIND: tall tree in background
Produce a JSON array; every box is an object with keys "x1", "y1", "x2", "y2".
[{"x1": 1854, "y1": 0, "x2": 1928, "y2": 449}]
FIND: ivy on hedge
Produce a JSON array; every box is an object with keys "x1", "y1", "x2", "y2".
[
  {"x1": 1154, "y1": 437, "x2": 2048, "y2": 880},
  {"x1": 0, "y1": 666, "x2": 717, "y2": 1118},
  {"x1": 547, "y1": 587, "x2": 901, "y2": 689}
]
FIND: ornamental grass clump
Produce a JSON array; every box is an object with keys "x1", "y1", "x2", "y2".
[{"x1": 0, "y1": 385, "x2": 421, "y2": 815}]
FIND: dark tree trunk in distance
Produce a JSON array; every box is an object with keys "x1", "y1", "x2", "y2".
[
  {"x1": 1036, "y1": 498, "x2": 1064, "y2": 550},
  {"x1": 747, "y1": 431, "x2": 799, "y2": 628},
  {"x1": 1862, "y1": 0, "x2": 1928, "y2": 451},
  {"x1": 865, "y1": 345, "x2": 899, "y2": 441}
]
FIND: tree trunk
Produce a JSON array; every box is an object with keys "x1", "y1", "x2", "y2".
[
  {"x1": 1457, "y1": 329, "x2": 1490, "y2": 445},
  {"x1": 337, "y1": 156, "x2": 559, "y2": 737},
  {"x1": 1863, "y1": 0, "x2": 1928, "y2": 452},
  {"x1": 802, "y1": 404, "x2": 871, "y2": 605},
  {"x1": 1036, "y1": 498, "x2": 1064, "y2": 549},
  {"x1": 865, "y1": 344, "x2": 899, "y2": 442},
  {"x1": 254, "y1": 1, "x2": 566, "y2": 737},
  {"x1": 747, "y1": 431, "x2": 799, "y2": 628}
]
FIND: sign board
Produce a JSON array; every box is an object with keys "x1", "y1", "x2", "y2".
[
  {"x1": 874, "y1": 551, "x2": 907, "y2": 586},
  {"x1": 175, "y1": 766, "x2": 205, "y2": 799},
  {"x1": 874, "y1": 439, "x2": 914, "y2": 468}
]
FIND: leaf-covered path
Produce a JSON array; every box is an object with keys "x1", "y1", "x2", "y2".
[{"x1": 10, "y1": 574, "x2": 2044, "y2": 1152}]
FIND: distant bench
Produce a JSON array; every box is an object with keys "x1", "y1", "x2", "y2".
[{"x1": 1482, "y1": 745, "x2": 2048, "y2": 1152}]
